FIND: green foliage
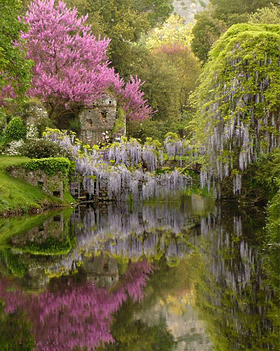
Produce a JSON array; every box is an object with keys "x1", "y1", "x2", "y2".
[
  {"x1": 21, "y1": 139, "x2": 71, "y2": 159},
  {"x1": 127, "y1": 42, "x2": 200, "y2": 141},
  {"x1": 211, "y1": 0, "x2": 278, "y2": 21},
  {"x1": 144, "y1": 14, "x2": 194, "y2": 49},
  {"x1": 132, "y1": 0, "x2": 173, "y2": 28},
  {"x1": 191, "y1": 0, "x2": 279, "y2": 63},
  {"x1": 1, "y1": 250, "x2": 26, "y2": 277},
  {"x1": 0, "y1": 156, "x2": 74, "y2": 215},
  {"x1": 4, "y1": 117, "x2": 27, "y2": 143},
  {"x1": 191, "y1": 5, "x2": 227, "y2": 64},
  {"x1": 264, "y1": 181, "x2": 280, "y2": 294},
  {"x1": 0, "y1": 0, "x2": 32, "y2": 106},
  {"x1": 249, "y1": 4, "x2": 280, "y2": 25},
  {"x1": 64, "y1": 0, "x2": 173, "y2": 77},
  {"x1": 0, "y1": 108, "x2": 7, "y2": 138},
  {"x1": 17, "y1": 234, "x2": 75, "y2": 255},
  {"x1": 113, "y1": 107, "x2": 126, "y2": 134},
  {"x1": 241, "y1": 150, "x2": 280, "y2": 203},
  {"x1": 19, "y1": 157, "x2": 71, "y2": 176},
  {"x1": 0, "y1": 307, "x2": 36, "y2": 351}
]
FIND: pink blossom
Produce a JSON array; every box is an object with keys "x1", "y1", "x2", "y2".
[{"x1": 21, "y1": 0, "x2": 152, "y2": 120}]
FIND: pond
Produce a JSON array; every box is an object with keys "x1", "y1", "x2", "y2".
[{"x1": 0, "y1": 196, "x2": 279, "y2": 351}]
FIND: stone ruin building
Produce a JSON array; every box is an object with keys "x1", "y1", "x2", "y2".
[
  {"x1": 22, "y1": 95, "x2": 124, "y2": 145},
  {"x1": 79, "y1": 95, "x2": 119, "y2": 145}
]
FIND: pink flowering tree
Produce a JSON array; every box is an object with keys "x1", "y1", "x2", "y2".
[{"x1": 21, "y1": 0, "x2": 152, "y2": 121}]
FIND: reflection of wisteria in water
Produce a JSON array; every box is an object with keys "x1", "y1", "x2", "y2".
[
  {"x1": 0, "y1": 260, "x2": 152, "y2": 351},
  {"x1": 197, "y1": 207, "x2": 278, "y2": 350},
  {"x1": 70, "y1": 202, "x2": 202, "y2": 260},
  {"x1": 200, "y1": 212, "x2": 260, "y2": 293}
]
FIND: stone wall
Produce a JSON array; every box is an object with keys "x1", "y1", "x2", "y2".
[
  {"x1": 9, "y1": 167, "x2": 65, "y2": 200},
  {"x1": 79, "y1": 95, "x2": 117, "y2": 145}
]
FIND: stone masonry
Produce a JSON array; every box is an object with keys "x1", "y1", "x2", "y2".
[
  {"x1": 9, "y1": 167, "x2": 65, "y2": 200},
  {"x1": 79, "y1": 95, "x2": 117, "y2": 145}
]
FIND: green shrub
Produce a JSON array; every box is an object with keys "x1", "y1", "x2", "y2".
[
  {"x1": 21, "y1": 139, "x2": 71, "y2": 159},
  {"x1": 4, "y1": 116, "x2": 27, "y2": 143},
  {"x1": 0, "y1": 108, "x2": 7, "y2": 138},
  {"x1": 19, "y1": 157, "x2": 71, "y2": 176}
]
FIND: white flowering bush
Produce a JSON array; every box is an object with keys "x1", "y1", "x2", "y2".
[
  {"x1": 5, "y1": 139, "x2": 25, "y2": 155},
  {"x1": 26, "y1": 124, "x2": 39, "y2": 140}
]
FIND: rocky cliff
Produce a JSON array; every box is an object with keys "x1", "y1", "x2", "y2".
[{"x1": 172, "y1": 0, "x2": 210, "y2": 23}]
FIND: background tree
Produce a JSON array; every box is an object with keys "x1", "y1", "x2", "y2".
[
  {"x1": 22, "y1": 0, "x2": 152, "y2": 123},
  {"x1": 191, "y1": 5, "x2": 227, "y2": 64},
  {"x1": 128, "y1": 15, "x2": 201, "y2": 141},
  {"x1": 0, "y1": 0, "x2": 32, "y2": 108},
  {"x1": 211, "y1": 0, "x2": 278, "y2": 23},
  {"x1": 191, "y1": 0, "x2": 280, "y2": 64},
  {"x1": 64, "y1": 0, "x2": 173, "y2": 77},
  {"x1": 144, "y1": 14, "x2": 194, "y2": 49},
  {"x1": 248, "y1": 4, "x2": 280, "y2": 25}
]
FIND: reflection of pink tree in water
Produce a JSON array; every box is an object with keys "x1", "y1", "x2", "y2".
[{"x1": 0, "y1": 260, "x2": 152, "y2": 350}]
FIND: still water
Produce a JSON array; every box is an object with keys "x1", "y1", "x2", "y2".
[{"x1": 0, "y1": 196, "x2": 279, "y2": 350}]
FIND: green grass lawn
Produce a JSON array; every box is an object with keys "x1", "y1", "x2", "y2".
[{"x1": 0, "y1": 155, "x2": 71, "y2": 214}]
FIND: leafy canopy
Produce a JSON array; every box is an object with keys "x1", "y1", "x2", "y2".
[
  {"x1": 191, "y1": 0, "x2": 280, "y2": 63},
  {"x1": 0, "y1": 0, "x2": 32, "y2": 107},
  {"x1": 64, "y1": 0, "x2": 173, "y2": 76}
]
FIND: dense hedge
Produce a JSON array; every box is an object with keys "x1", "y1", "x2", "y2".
[
  {"x1": 21, "y1": 139, "x2": 70, "y2": 159},
  {"x1": 18, "y1": 157, "x2": 71, "y2": 176}
]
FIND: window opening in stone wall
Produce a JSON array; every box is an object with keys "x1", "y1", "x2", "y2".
[
  {"x1": 101, "y1": 110, "x2": 107, "y2": 121},
  {"x1": 86, "y1": 119, "x2": 93, "y2": 127}
]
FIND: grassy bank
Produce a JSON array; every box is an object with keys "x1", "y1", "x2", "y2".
[{"x1": 0, "y1": 155, "x2": 74, "y2": 215}]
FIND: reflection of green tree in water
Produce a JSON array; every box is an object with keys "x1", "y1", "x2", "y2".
[
  {"x1": 0, "y1": 249, "x2": 27, "y2": 278},
  {"x1": 193, "y1": 207, "x2": 280, "y2": 350},
  {"x1": 101, "y1": 298, "x2": 175, "y2": 351},
  {"x1": 99, "y1": 255, "x2": 200, "y2": 351},
  {"x1": 0, "y1": 302, "x2": 36, "y2": 351}
]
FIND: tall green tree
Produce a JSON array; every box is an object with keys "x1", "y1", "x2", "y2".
[
  {"x1": 191, "y1": 5, "x2": 227, "y2": 64},
  {"x1": 64, "y1": 0, "x2": 173, "y2": 77},
  {"x1": 0, "y1": 0, "x2": 32, "y2": 107},
  {"x1": 191, "y1": 0, "x2": 279, "y2": 63},
  {"x1": 249, "y1": 4, "x2": 280, "y2": 25},
  {"x1": 127, "y1": 16, "x2": 201, "y2": 141},
  {"x1": 211, "y1": 0, "x2": 278, "y2": 22}
]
